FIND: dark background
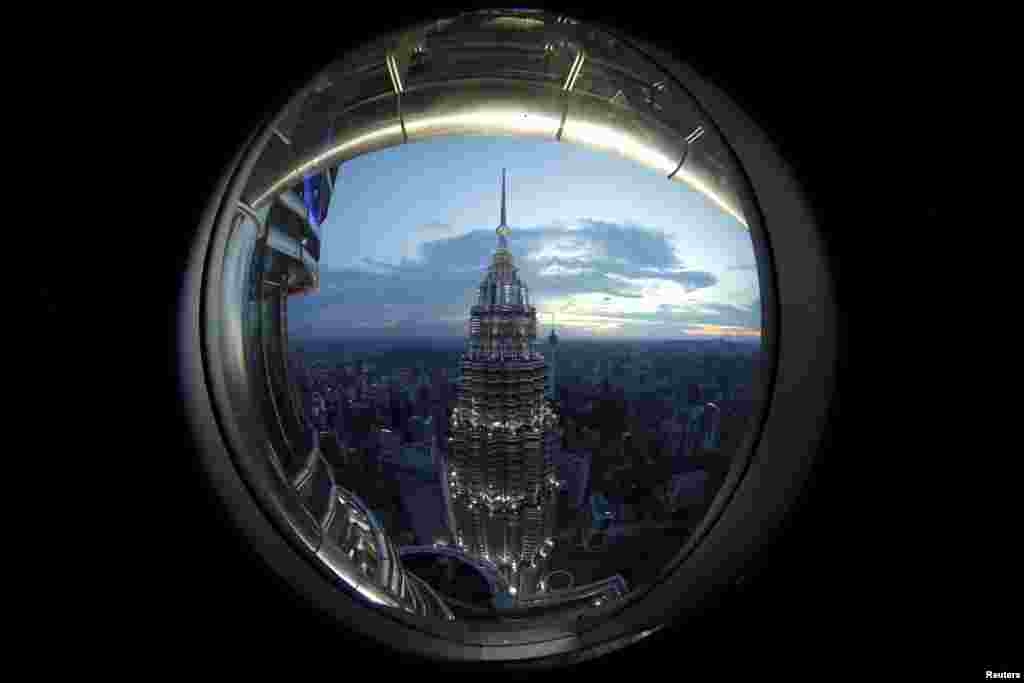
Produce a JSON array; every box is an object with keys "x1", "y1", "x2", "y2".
[{"x1": 45, "y1": 2, "x2": 1010, "y2": 678}]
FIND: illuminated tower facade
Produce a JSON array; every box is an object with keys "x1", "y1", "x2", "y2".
[{"x1": 446, "y1": 169, "x2": 560, "y2": 600}]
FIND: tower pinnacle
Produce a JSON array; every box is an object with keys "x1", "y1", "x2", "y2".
[{"x1": 497, "y1": 168, "x2": 511, "y2": 249}]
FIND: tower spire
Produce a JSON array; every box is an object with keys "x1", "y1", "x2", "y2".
[
  {"x1": 497, "y1": 168, "x2": 511, "y2": 250},
  {"x1": 500, "y1": 167, "x2": 507, "y2": 227}
]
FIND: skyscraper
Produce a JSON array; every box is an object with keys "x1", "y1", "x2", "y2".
[
  {"x1": 546, "y1": 322, "x2": 559, "y2": 401},
  {"x1": 701, "y1": 402, "x2": 722, "y2": 450},
  {"x1": 377, "y1": 427, "x2": 401, "y2": 469},
  {"x1": 445, "y1": 169, "x2": 560, "y2": 600}
]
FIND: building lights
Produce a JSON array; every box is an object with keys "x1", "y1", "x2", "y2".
[{"x1": 441, "y1": 170, "x2": 562, "y2": 595}]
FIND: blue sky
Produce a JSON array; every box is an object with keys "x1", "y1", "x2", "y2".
[{"x1": 289, "y1": 135, "x2": 761, "y2": 340}]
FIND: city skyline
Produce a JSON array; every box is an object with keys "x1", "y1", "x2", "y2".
[
  {"x1": 288, "y1": 135, "x2": 761, "y2": 341},
  {"x1": 287, "y1": 170, "x2": 755, "y2": 608},
  {"x1": 289, "y1": 322, "x2": 759, "y2": 608}
]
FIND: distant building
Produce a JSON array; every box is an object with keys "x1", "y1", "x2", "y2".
[
  {"x1": 408, "y1": 414, "x2": 433, "y2": 443},
  {"x1": 546, "y1": 327, "x2": 559, "y2": 401},
  {"x1": 683, "y1": 404, "x2": 705, "y2": 459},
  {"x1": 702, "y1": 402, "x2": 722, "y2": 450},
  {"x1": 590, "y1": 492, "x2": 613, "y2": 530},
  {"x1": 677, "y1": 401, "x2": 723, "y2": 461},
  {"x1": 377, "y1": 427, "x2": 401, "y2": 470},
  {"x1": 364, "y1": 383, "x2": 386, "y2": 423}
]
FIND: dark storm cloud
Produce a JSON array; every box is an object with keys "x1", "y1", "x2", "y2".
[
  {"x1": 309, "y1": 265, "x2": 481, "y2": 306},
  {"x1": 461, "y1": 219, "x2": 716, "y2": 298},
  {"x1": 416, "y1": 218, "x2": 710, "y2": 284},
  {"x1": 570, "y1": 219, "x2": 679, "y2": 268},
  {"x1": 541, "y1": 220, "x2": 717, "y2": 294},
  {"x1": 418, "y1": 229, "x2": 507, "y2": 269}
]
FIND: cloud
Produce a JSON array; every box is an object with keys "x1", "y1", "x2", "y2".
[
  {"x1": 417, "y1": 221, "x2": 456, "y2": 239},
  {"x1": 572, "y1": 219, "x2": 678, "y2": 268},
  {"x1": 508, "y1": 220, "x2": 718, "y2": 300},
  {"x1": 681, "y1": 323, "x2": 761, "y2": 338},
  {"x1": 538, "y1": 262, "x2": 596, "y2": 277},
  {"x1": 404, "y1": 221, "x2": 460, "y2": 260},
  {"x1": 291, "y1": 218, "x2": 730, "y2": 337},
  {"x1": 669, "y1": 270, "x2": 718, "y2": 291},
  {"x1": 652, "y1": 300, "x2": 760, "y2": 329},
  {"x1": 361, "y1": 257, "x2": 400, "y2": 271}
]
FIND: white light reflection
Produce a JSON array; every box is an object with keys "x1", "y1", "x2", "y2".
[
  {"x1": 673, "y1": 166, "x2": 748, "y2": 227},
  {"x1": 561, "y1": 119, "x2": 679, "y2": 176},
  {"x1": 257, "y1": 106, "x2": 747, "y2": 227},
  {"x1": 404, "y1": 109, "x2": 562, "y2": 139},
  {"x1": 353, "y1": 582, "x2": 399, "y2": 608},
  {"x1": 254, "y1": 124, "x2": 405, "y2": 207}
]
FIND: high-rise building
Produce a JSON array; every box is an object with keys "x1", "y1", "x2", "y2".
[
  {"x1": 445, "y1": 169, "x2": 561, "y2": 600},
  {"x1": 408, "y1": 414, "x2": 433, "y2": 443},
  {"x1": 683, "y1": 401, "x2": 723, "y2": 459},
  {"x1": 546, "y1": 324, "x2": 559, "y2": 401},
  {"x1": 371, "y1": 383, "x2": 392, "y2": 425},
  {"x1": 701, "y1": 402, "x2": 722, "y2": 450},
  {"x1": 377, "y1": 427, "x2": 401, "y2": 469}
]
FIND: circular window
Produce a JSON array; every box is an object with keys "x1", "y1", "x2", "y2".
[{"x1": 177, "y1": 7, "x2": 836, "y2": 670}]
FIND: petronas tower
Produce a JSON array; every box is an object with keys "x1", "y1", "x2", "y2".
[{"x1": 444, "y1": 169, "x2": 561, "y2": 600}]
